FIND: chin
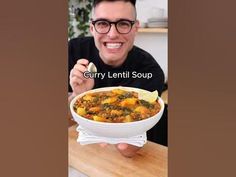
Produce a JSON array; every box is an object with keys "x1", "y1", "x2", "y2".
[
  {"x1": 100, "y1": 48, "x2": 128, "y2": 65},
  {"x1": 104, "y1": 56, "x2": 121, "y2": 64}
]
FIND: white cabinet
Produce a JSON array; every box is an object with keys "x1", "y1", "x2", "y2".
[{"x1": 135, "y1": 29, "x2": 168, "y2": 82}]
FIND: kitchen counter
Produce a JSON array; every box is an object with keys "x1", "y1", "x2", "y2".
[
  {"x1": 69, "y1": 125, "x2": 168, "y2": 177},
  {"x1": 69, "y1": 166, "x2": 88, "y2": 177}
]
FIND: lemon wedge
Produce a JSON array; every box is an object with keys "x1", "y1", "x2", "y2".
[{"x1": 138, "y1": 90, "x2": 159, "y2": 103}]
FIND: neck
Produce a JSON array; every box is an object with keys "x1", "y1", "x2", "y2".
[
  {"x1": 100, "y1": 55, "x2": 127, "y2": 67},
  {"x1": 102, "y1": 59, "x2": 126, "y2": 68},
  {"x1": 99, "y1": 53, "x2": 127, "y2": 68}
]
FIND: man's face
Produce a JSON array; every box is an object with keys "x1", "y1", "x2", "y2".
[{"x1": 90, "y1": 1, "x2": 139, "y2": 67}]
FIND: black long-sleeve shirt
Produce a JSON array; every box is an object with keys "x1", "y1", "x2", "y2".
[
  {"x1": 68, "y1": 37, "x2": 167, "y2": 146},
  {"x1": 68, "y1": 36, "x2": 164, "y2": 93}
]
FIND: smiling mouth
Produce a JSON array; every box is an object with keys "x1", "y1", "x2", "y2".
[{"x1": 104, "y1": 42, "x2": 123, "y2": 49}]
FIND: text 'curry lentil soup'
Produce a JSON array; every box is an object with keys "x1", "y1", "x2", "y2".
[{"x1": 73, "y1": 88, "x2": 161, "y2": 123}]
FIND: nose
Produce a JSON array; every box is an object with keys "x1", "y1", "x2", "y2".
[{"x1": 107, "y1": 24, "x2": 119, "y2": 38}]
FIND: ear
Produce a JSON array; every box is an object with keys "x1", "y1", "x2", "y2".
[
  {"x1": 134, "y1": 20, "x2": 140, "y2": 33},
  {"x1": 135, "y1": 20, "x2": 140, "y2": 27},
  {"x1": 89, "y1": 22, "x2": 95, "y2": 35}
]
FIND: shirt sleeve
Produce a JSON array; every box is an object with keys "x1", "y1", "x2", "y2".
[
  {"x1": 68, "y1": 38, "x2": 81, "y2": 92},
  {"x1": 127, "y1": 48, "x2": 165, "y2": 95}
]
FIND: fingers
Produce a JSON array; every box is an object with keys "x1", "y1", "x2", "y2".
[
  {"x1": 69, "y1": 59, "x2": 89, "y2": 85},
  {"x1": 98, "y1": 143, "x2": 141, "y2": 157},
  {"x1": 69, "y1": 69, "x2": 84, "y2": 89},
  {"x1": 69, "y1": 58, "x2": 95, "y2": 96},
  {"x1": 116, "y1": 143, "x2": 128, "y2": 150},
  {"x1": 77, "y1": 59, "x2": 89, "y2": 65},
  {"x1": 116, "y1": 143, "x2": 141, "y2": 158},
  {"x1": 73, "y1": 63, "x2": 88, "y2": 73},
  {"x1": 70, "y1": 75, "x2": 83, "y2": 87},
  {"x1": 99, "y1": 143, "x2": 108, "y2": 148},
  {"x1": 70, "y1": 68, "x2": 84, "y2": 79}
]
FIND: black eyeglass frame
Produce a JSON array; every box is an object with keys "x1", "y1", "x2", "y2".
[{"x1": 91, "y1": 19, "x2": 136, "y2": 34}]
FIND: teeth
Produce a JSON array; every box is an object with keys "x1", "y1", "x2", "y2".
[{"x1": 106, "y1": 43, "x2": 122, "y2": 49}]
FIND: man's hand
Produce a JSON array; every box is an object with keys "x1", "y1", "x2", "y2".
[
  {"x1": 100, "y1": 143, "x2": 141, "y2": 158},
  {"x1": 116, "y1": 143, "x2": 141, "y2": 158},
  {"x1": 69, "y1": 59, "x2": 94, "y2": 96}
]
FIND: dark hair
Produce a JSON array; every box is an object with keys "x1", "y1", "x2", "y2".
[{"x1": 93, "y1": 0, "x2": 136, "y2": 8}]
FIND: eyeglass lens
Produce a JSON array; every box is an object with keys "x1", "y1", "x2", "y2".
[{"x1": 94, "y1": 20, "x2": 133, "y2": 34}]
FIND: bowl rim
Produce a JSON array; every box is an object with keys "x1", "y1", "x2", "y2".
[{"x1": 70, "y1": 86, "x2": 165, "y2": 125}]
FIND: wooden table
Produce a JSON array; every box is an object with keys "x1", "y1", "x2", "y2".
[{"x1": 69, "y1": 125, "x2": 168, "y2": 177}]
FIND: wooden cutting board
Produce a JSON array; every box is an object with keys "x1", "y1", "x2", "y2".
[{"x1": 69, "y1": 125, "x2": 168, "y2": 177}]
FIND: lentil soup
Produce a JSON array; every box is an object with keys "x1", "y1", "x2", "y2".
[{"x1": 73, "y1": 89, "x2": 161, "y2": 123}]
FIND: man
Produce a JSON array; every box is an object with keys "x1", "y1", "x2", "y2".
[{"x1": 68, "y1": 0, "x2": 165, "y2": 157}]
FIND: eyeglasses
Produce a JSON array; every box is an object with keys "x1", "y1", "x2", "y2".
[{"x1": 91, "y1": 19, "x2": 136, "y2": 34}]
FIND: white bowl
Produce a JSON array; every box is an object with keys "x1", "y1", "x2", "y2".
[{"x1": 70, "y1": 86, "x2": 165, "y2": 138}]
